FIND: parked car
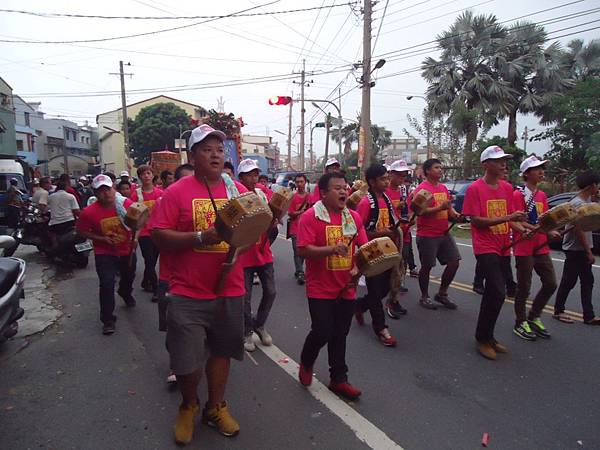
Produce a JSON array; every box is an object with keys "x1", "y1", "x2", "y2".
[
  {"x1": 546, "y1": 192, "x2": 600, "y2": 254},
  {"x1": 0, "y1": 159, "x2": 30, "y2": 226},
  {"x1": 275, "y1": 171, "x2": 302, "y2": 188},
  {"x1": 443, "y1": 180, "x2": 475, "y2": 214}
]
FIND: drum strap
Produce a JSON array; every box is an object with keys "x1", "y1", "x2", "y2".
[
  {"x1": 520, "y1": 186, "x2": 538, "y2": 224},
  {"x1": 366, "y1": 191, "x2": 397, "y2": 231},
  {"x1": 114, "y1": 194, "x2": 131, "y2": 231}
]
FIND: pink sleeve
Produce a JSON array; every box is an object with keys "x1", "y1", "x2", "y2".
[
  {"x1": 152, "y1": 188, "x2": 179, "y2": 230},
  {"x1": 297, "y1": 210, "x2": 316, "y2": 247},
  {"x1": 352, "y1": 211, "x2": 368, "y2": 246},
  {"x1": 130, "y1": 190, "x2": 138, "y2": 202},
  {"x1": 505, "y1": 183, "x2": 515, "y2": 214},
  {"x1": 288, "y1": 195, "x2": 298, "y2": 214},
  {"x1": 76, "y1": 208, "x2": 94, "y2": 234},
  {"x1": 512, "y1": 189, "x2": 524, "y2": 211},
  {"x1": 356, "y1": 197, "x2": 371, "y2": 226},
  {"x1": 461, "y1": 183, "x2": 480, "y2": 217}
]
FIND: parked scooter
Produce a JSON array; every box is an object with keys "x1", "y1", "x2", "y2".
[{"x1": 0, "y1": 235, "x2": 26, "y2": 344}]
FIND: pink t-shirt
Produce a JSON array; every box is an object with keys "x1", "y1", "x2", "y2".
[
  {"x1": 287, "y1": 191, "x2": 310, "y2": 237},
  {"x1": 256, "y1": 183, "x2": 273, "y2": 199},
  {"x1": 309, "y1": 184, "x2": 321, "y2": 205},
  {"x1": 413, "y1": 180, "x2": 450, "y2": 237},
  {"x1": 131, "y1": 187, "x2": 163, "y2": 238},
  {"x1": 386, "y1": 186, "x2": 411, "y2": 243},
  {"x1": 152, "y1": 176, "x2": 248, "y2": 300},
  {"x1": 512, "y1": 189, "x2": 549, "y2": 256},
  {"x1": 149, "y1": 197, "x2": 172, "y2": 282},
  {"x1": 76, "y1": 199, "x2": 133, "y2": 256},
  {"x1": 357, "y1": 195, "x2": 391, "y2": 231},
  {"x1": 462, "y1": 179, "x2": 515, "y2": 256},
  {"x1": 297, "y1": 208, "x2": 368, "y2": 300}
]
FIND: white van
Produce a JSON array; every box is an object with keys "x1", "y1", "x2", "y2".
[{"x1": 0, "y1": 159, "x2": 27, "y2": 221}]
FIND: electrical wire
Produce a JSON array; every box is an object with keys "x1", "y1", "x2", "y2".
[{"x1": 371, "y1": 0, "x2": 390, "y2": 54}]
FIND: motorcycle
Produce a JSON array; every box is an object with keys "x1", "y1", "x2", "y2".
[
  {"x1": 0, "y1": 235, "x2": 26, "y2": 344},
  {"x1": 3, "y1": 203, "x2": 92, "y2": 268}
]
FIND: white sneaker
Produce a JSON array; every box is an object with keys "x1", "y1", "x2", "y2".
[
  {"x1": 244, "y1": 334, "x2": 256, "y2": 352},
  {"x1": 254, "y1": 326, "x2": 273, "y2": 346},
  {"x1": 253, "y1": 273, "x2": 260, "y2": 285},
  {"x1": 166, "y1": 373, "x2": 177, "y2": 384}
]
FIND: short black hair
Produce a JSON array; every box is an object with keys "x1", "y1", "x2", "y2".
[
  {"x1": 160, "y1": 170, "x2": 173, "y2": 181},
  {"x1": 258, "y1": 174, "x2": 268, "y2": 180},
  {"x1": 117, "y1": 180, "x2": 131, "y2": 189},
  {"x1": 423, "y1": 158, "x2": 442, "y2": 176},
  {"x1": 365, "y1": 163, "x2": 387, "y2": 182},
  {"x1": 294, "y1": 173, "x2": 307, "y2": 182},
  {"x1": 175, "y1": 163, "x2": 194, "y2": 181},
  {"x1": 104, "y1": 172, "x2": 116, "y2": 182},
  {"x1": 224, "y1": 161, "x2": 234, "y2": 172},
  {"x1": 576, "y1": 170, "x2": 600, "y2": 189},
  {"x1": 318, "y1": 172, "x2": 346, "y2": 192}
]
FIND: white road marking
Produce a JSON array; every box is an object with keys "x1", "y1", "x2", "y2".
[
  {"x1": 454, "y1": 241, "x2": 600, "y2": 269},
  {"x1": 258, "y1": 344, "x2": 404, "y2": 450}
]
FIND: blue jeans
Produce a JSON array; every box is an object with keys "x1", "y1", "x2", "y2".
[
  {"x1": 94, "y1": 254, "x2": 136, "y2": 325},
  {"x1": 243, "y1": 263, "x2": 276, "y2": 335}
]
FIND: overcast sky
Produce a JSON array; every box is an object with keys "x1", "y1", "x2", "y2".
[{"x1": 1, "y1": 0, "x2": 598, "y2": 159}]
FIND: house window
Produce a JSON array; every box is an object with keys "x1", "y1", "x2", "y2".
[
  {"x1": 24, "y1": 112, "x2": 31, "y2": 127},
  {"x1": 65, "y1": 130, "x2": 70, "y2": 140},
  {"x1": 16, "y1": 140, "x2": 24, "y2": 151}
]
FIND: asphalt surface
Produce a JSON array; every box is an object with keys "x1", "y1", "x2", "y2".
[{"x1": 0, "y1": 233, "x2": 599, "y2": 450}]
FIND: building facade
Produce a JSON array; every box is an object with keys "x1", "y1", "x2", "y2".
[
  {"x1": 96, "y1": 95, "x2": 205, "y2": 175},
  {"x1": 381, "y1": 137, "x2": 420, "y2": 164},
  {"x1": 241, "y1": 134, "x2": 278, "y2": 174},
  {"x1": 0, "y1": 77, "x2": 16, "y2": 157},
  {"x1": 13, "y1": 95, "x2": 39, "y2": 166}
]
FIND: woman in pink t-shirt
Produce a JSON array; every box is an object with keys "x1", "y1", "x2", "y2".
[
  {"x1": 296, "y1": 172, "x2": 368, "y2": 401},
  {"x1": 287, "y1": 173, "x2": 310, "y2": 284}
]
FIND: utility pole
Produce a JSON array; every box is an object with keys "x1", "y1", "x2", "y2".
[
  {"x1": 338, "y1": 87, "x2": 343, "y2": 161},
  {"x1": 324, "y1": 113, "x2": 331, "y2": 164},
  {"x1": 287, "y1": 100, "x2": 293, "y2": 169},
  {"x1": 522, "y1": 126, "x2": 535, "y2": 152},
  {"x1": 110, "y1": 61, "x2": 133, "y2": 168},
  {"x1": 300, "y1": 59, "x2": 306, "y2": 171},
  {"x1": 360, "y1": 0, "x2": 373, "y2": 173}
]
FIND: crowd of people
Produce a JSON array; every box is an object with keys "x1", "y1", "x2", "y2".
[{"x1": 66, "y1": 123, "x2": 599, "y2": 446}]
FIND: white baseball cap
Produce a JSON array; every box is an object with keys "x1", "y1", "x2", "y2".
[
  {"x1": 389, "y1": 160, "x2": 411, "y2": 172},
  {"x1": 79, "y1": 175, "x2": 87, "y2": 181},
  {"x1": 480, "y1": 145, "x2": 514, "y2": 162},
  {"x1": 325, "y1": 158, "x2": 340, "y2": 168},
  {"x1": 92, "y1": 174, "x2": 113, "y2": 190},
  {"x1": 119, "y1": 170, "x2": 129, "y2": 177},
  {"x1": 237, "y1": 158, "x2": 260, "y2": 175},
  {"x1": 188, "y1": 124, "x2": 227, "y2": 151},
  {"x1": 519, "y1": 155, "x2": 547, "y2": 176}
]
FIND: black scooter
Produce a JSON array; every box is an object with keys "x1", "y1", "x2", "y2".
[{"x1": 0, "y1": 235, "x2": 26, "y2": 343}]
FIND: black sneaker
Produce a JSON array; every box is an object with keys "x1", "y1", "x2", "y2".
[
  {"x1": 434, "y1": 293, "x2": 457, "y2": 310},
  {"x1": 386, "y1": 301, "x2": 407, "y2": 319},
  {"x1": 399, "y1": 286, "x2": 408, "y2": 293},
  {"x1": 297, "y1": 272, "x2": 305, "y2": 285},
  {"x1": 419, "y1": 297, "x2": 438, "y2": 310},
  {"x1": 472, "y1": 284, "x2": 484, "y2": 295},
  {"x1": 102, "y1": 323, "x2": 115, "y2": 335},
  {"x1": 513, "y1": 321, "x2": 536, "y2": 341},
  {"x1": 528, "y1": 318, "x2": 551, "y2": 339}
]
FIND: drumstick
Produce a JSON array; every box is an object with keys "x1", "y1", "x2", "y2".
[
  {"x1": 215, "y1": 246, "x2": 239, "y2": 293},
  {"x1": 445, "y1": 214, "x2": 465, "y2": 235},
  {"x1": 532, "y1": 224, "x2": 574, "y2": 254},
  {"x1": 128, "y1": 229, "x2": 140, "y2": 268},
  {"x1": 502, "y1": 225, "x2": 543, "y2": 251}
]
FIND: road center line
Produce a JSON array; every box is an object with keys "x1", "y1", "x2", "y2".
[{"x1": 257, "y1": 344, "x2": 404, "y2": 450}]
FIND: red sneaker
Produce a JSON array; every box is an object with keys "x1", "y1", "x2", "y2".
[
  {"x1": 328, "y1": 381, "x2": 362, "y2": 400},
  {"x1": 298, "y1": 363, "x2": 313, "y2": 386},
  {"x1": 378, "y1": 332, "x2": 397, "y2": 347},
  {"x1": 354, "y1": 311, "x2": 364, "y2": 326}
]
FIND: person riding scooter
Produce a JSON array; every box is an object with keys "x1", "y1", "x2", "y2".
[{"x1": 47, "y1": 181, "x2": 80, "y2": 248}]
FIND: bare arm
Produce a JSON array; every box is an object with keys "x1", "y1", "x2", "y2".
[
  {"x1": 298, "y1": 243, "x2": 347, "y2": 259},
  {"x1": 72, "y1": 209, "x2": 80, "y2": 219},
  {"x1": 471, "y1": 211, "x2": 526, "y2": 229},
  {"x1": 418, "y1": 200, "x2": 451, "y2": 217},
  {"x1": 78, "y1": 229, "x2": 112, "y2": 246}
]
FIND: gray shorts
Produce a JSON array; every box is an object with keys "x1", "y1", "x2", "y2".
[
  {"x1": 416, "y1": 234, "x2": 461, "y2": 268},
  {"x1": 166, "y1": 294, "x2": 244, "y2": 376}
]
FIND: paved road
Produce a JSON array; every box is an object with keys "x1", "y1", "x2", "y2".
[{"x1": 1, "y1": 234, "x2": 599, "y2": 450}]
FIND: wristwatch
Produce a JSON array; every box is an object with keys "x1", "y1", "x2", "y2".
[{"x1": 195, "y1": 231, "x2": 203, "y2": 246}]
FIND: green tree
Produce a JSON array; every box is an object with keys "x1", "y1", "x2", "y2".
[
  {"x1": 562, "y1": 38, "x2": 600, "y2": 81},
  {"x1": 331, "y1": 122, "x2": 391, "y2": 165},
  {"x1": 422, "y1": 11, "x2": 514, "y2": 178},
  {"x1": 128, "y1": 103, "x2": 191, "y2": 165},
  {"x1": 534, "y1": 78, "x2": 600, "y2": 186},
  {"x1": 202, "y1": 109, "x2": 241, "y2": 138},
  {"x1": 497, "y1": 22, "x2": 571, "y2": 147}
]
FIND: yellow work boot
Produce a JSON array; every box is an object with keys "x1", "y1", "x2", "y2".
[
  {"x1": 173, "y1": 402, "x2": 199, "y2": 445},
  {"x1": 202, "y1": 401, "x2": 240, "y2": 437}
]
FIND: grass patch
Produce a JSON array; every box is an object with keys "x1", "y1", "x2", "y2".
[{"x1": 450, "y1": 224, "x2": 472, "y2": 240}]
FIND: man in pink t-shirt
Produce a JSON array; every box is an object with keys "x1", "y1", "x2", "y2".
[
  {"x1": 309, "y1": 157, "x2": 341, "y2": 205},
  {"x1": 287, "y1": 173, "x2": 310, "y2": 284},
  {"x1": 512, "y1": 156, "x2": 560, "y2": 341},
  {"x1": 462, "y1": 146, "x2": 527, "y2": 361},
  {"x1": 131, "y1": 164, "x2": 163, "y2": 300},
  {"x1": 236, "y1": 159, "x2": 277, "y2": 353},
  {"x1": 76, "y1": 174, "x2": 136, "y2": 335},
  {"x1": 412, "y1": 158, "x2": 462, "y2": 310},
  {"x1": 152, "y1": 124, "x2": 245, "y2": 445},
  {"x1": 355, "y1": 164, "x2": 400, "y2": 347},
  {"x1": 296, "y1": 172, "x2": 368, "y2": 401}
]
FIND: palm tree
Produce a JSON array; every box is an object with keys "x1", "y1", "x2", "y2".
[
  {"x1": 562, "y1": 38, "x2": 600, "y2": 80},
  {"x1": 422, "y1": 11, "x2": 514, "y2": 177},
  {"x1": 497, "y1": 22, "x2": 572, "y2": 147},
  {"x1": 331, "y1": 122, "x2": 391, "y2": 165}
]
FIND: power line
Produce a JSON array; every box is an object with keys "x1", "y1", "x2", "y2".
[
  {"x1": 371, "y1": 0, "x2": 390, "y2": 54},
  {"x1": 0, "y1": 1, "x2": 279, "y2": 44},
  {"x1": 0, "y1": 3, "x2": 356, "y2": 20}
]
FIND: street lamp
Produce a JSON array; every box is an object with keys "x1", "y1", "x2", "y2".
[
  {"x1": 406, "y1": 95, "x2": 432, "y2": 159},
  {"x1": 308, "y1": 99, "x2": 343, "y2": 163}
]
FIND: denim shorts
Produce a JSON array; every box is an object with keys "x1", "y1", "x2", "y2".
[{"x1": 166, "y1": 294, "x2": 244, "y2": 376}]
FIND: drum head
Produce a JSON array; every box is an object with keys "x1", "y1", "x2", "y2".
[{"x1": 228, "y1": 212, "x2": 273, "y2": 248}]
